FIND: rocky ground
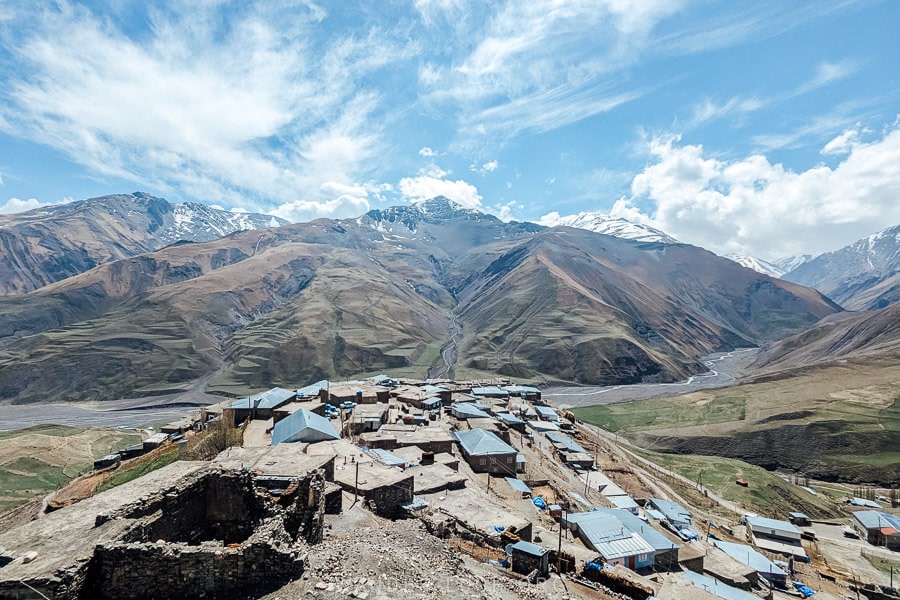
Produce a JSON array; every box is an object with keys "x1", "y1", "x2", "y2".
[{"x1": 261, "y1": 498, "x2": 603, "y2": 600}]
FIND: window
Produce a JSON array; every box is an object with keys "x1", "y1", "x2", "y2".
[{"x1": 479, "y1": 458, "x2": 486, "y2": 466}]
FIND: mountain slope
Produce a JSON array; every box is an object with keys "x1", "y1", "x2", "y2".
[
  {"x1": 0, "y1": 198, "x2": 841, "y2": 403},
  {"x1": 0, "y1": 192, "x2": 286, "y2": 295},
  {"x1": 546, "y1": 211, "x2": 677, "y2": 243},
  {"x1": 783, "y1": 225, "x2": 900, "y2": 310}
]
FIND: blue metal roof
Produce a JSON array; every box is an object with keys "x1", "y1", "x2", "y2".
[
  {"x1": 230, "y1": 387, "x2": 297, "y2": 410},
  {"x1": 713, "y1": 540, "x2": 786, "y2": 578},
  {"x1": 271, "y1": 409, "x2": 340, "y2": 444},
  {"x1": 505, "y1": 477, "x2": 532, "y2": 494},
  {"x1": 454, "y1": 429, "x2": 516, "y2": 456},
  {"x1": 850, "y1": 497, "x2": 882, "y2": 508},
  {"x1": 496, "y1": 412, "x2": 525, "y2": 425},
  {"x1": 570, "y1": 492, "x2": 591, "y2": 508},
  {"x1": 545, "y1": 432, "x2": 588, "y2": 454},
  {"x1": 609, "y1": 496, "x2": 639, "y2": 511},
  {"x1": 510, "y1": 540, "x2": 551, "y2": 556},
  {"x1": 683, "y1": 571, "x2": 761, "y2": 600},
  {"x1": 746, "y1": 516, "x2": 800, "y2": 535},
  {"x1": 535, "y1": 406, "x2": 559, "y2": 418},
  {"x1": 650, "y1": 498, "x2": 692, "y2": 525},
  {"x1": 368, "y1": 448, "x2": 409, "y2": 467},
  {"x1": 471, "y1": 386, "x2": 508, "y2": 396},
  {"x1": 451, "y1": 403, "x2": 491, "y2": 419},
  {"x1": 853, "y1": 510, "x2": 900, "y2": 531},
  {"x1": 296, "y1": 379, "x2": 330, "y2": 398},
  {"x1": 585, "y1": 508, "x2": 678, "y2": 552},
  {"x1": 645, "y1": 509, "x2": 665, "y2": 520}
]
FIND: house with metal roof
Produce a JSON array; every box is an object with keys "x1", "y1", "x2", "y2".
[
  {"x1": 609, "y1": 495, "x2": 640, "y2": 515},
  {"x1": 510, "y1": 540, "x2": 551, "y2": 577},
  {"x1": 367, "y1": 448, "x2": 410, "y2": 468},
  {"x1": 470, "y1": 386, "x2": 509, "y2": 398},
  {"x1": 853, "y1": 511, "x2": 900, "y2": 549},
  {"x1": 682, "y1": 571, "x2": 761, "y2": 600},
  {"x1": 545, "y1": 432, "x2": 588, "y2": 454},
  {"x1": 453, "y1": 429, "x2": 517, "y2": 474},
  {"x1": 272, "y1": 409, "x2": 340, "y2": 445},
  {"x1": 451, "y1": 402, "x2": 491, "y2": 420},
  {"x1": 563, "y1": 511, "x2": 655, "y2": 570},
  {"x1": 713, "y1": 540, "x2": 787, "y2": 587},
  {"x1": 495, "y1": 412, "x2": 527, "y2": 432},
  {"x1": 649, "y1": 498, "x2": 692, "y2": 529},
  {"x1": 579, "y1": 508, "x2": 680, "y2": 570},
  {"x1": 505, "y1": 477, "x2": 532, "y2": 497},
  {"x1": 746, "y1": 516, "x2": 801, "y2": 542},
  {"x1": 229, "y1": 387, "x2": 297, "y2": 422},
  {"x1": 534, "y1": 406, "x2": 560, "y2": 422},
  {"x1": 504, "y1": 385, "x2": 542, "y2": 401}
]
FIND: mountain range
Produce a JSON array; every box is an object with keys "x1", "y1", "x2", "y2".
[
  {"x1": 548, "y1": 211, "x2": 677, "y2": 243},
  {"x1": 0, "y1": 195, "x2": 840, "y2": 404},
  {"x1": 0, "y1": 192, "x2": 286, "y2": 295}
]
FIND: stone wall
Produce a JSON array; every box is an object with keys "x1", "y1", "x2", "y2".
[{"x1": 362, "y1": 476, "x2": 413, "y2": 519}]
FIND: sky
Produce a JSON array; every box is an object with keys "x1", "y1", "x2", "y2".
[{"x1": 1, "y1": 1, "x2": 899, "y2": 260}]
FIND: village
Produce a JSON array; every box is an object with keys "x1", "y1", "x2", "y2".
[{"x1": 0, "y1": 375, "x2": 897, "y2": 600}]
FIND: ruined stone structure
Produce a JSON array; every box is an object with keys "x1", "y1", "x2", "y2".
[{"x1": 0, "y1": 463, "x2": 330, "y2": 600}]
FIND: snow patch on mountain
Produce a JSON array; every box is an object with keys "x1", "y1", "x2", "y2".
[{"x1": 773, "y1": 254, "x2": 813, "y2": 274}]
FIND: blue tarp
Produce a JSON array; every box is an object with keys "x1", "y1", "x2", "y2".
[
  {"x1": 794, "y1": 582, "x2": 815, "y2": 597},
  {"x1": 532, "y1": 497, "x2": 546, "y2": 510}
]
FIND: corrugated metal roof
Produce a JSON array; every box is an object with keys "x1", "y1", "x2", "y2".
[
  {"x1": 535, "y1": 406, "x2": 559, "y2": 418},
  {"x1": 504, "y1": 385, "x2": 541, "y2": 394},
  {"x1": 272, "y1": 409, "x2": 340, "y2": 444},
  {"x1": 231, "y1": 386, "x2": 297, "y2": 410},
  {"x1": 545, "y1": 432, "x2": 588, "y2": 454},
  {"x1": 570, "y1": 492, "x2": 591, "y2": 508},
  {"x1": 585, "y1": 508, "x2": 678, "y2": 552},
  {"x1": 713, "y1": 540, "x2": 786, "y2": 577},
  {"x1": 683, "y1": 571, "x2": 761, "y2": 600},
  {"x1": 527, "y1": 420, "x2": 560, "y2": 432},
  {"x1": 854, "y1": 510, "x2": 900, "y2": 531},
  {"x1": 594, "y1": 533, "x2": 655, "y2": 560},
  {"x1": 496, "y1": 412, "x2": 525, "y2": 425},
  {"x1": 567, "y1": 512, "x2": 657, "y2": 558},
  {"x1": 368, "y1": 448, "x2": 408, "y2": 467},
  {"x1": 646, "y1": 509, "x2": 665, "y2": 520},
  {"x1": 471, "y1": 386, "x2": 508, "y2": 396},
  {"x1": 454, "y1": 429, "x2": 516, "y2": 456},
  {"x1": 650, "y1": 498, "x2": 692, "y2": 524},
  {"x1": 422, "y1": 384, "x2": 448, "y2": 393},
  {"x1": 505, "y1": 477, "x2": 532, "y2": 494},
  {"x1": 296, "y1": 380, "x2": 330, "y2": 398},
  {"x1": 851, "y1": 497, "x2": 882, "y2": 508},
  {"x1": 451, "y1": 403, "x2": 491, "y2": 419},
  {"x1": 511, "y1": 540, "x2": 550, "y2": 556},
  {"x1": 746, "y1": 516, "x2": 800, "y2": 535},
  {"x1": 609, "y1": 496, "x2": 639, "y2": 510}
]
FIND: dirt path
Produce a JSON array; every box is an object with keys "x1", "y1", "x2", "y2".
[{"x1": 428, "y1": 310, "x2": 460, "y2": 380}]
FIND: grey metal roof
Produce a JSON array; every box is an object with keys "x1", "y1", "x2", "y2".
[
  {"x1": 296, "y1": 380, "x2": 330, "y2": 398},
  {"x1": 683, "y1": 571, "x2": 761, "y2": 600},
  {"x1": 788, "y1": 512, "x2": 809, "y2": 519},
  {"x1": 545, "y1": 432, "x2": 588, "y2": 454},
  {"x1": 422, "y1": 384, "x2": 448, "y2": 393},
  {"x1": 853, "y1": 510, "x2": 900, "y2": 531},
  {"x1": 511, "y1": 540, "x2": 551, "y2": 557},
  {"x1": 505, "y1": 477, "x2": 532, "y2": 494},
  {"x1": 230, "y1": 386, "x2": 297, "y2": 410},
  {"x1": 566, "y1": 512, "x2": 656, "y2": 558},
  {"x1": 454, "y1": 429, "x2": 516, "y2": 456},
  {"x1": 609, "y1": 496, "x2": 639, "y2": 511},
  {"x1": 272, "y1": 409, "x2": 340, "y2": 444},
  {"x1": 713, "y1": 540, "x2": 786, "y2": 578},
  {"x1": 746, "y1": 516, "x2": 800, "y2": 535},
  {"x1": 504, "y1": 385, "x2": 541, "y2": 394}
]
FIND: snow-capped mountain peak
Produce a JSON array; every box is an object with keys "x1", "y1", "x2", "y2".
[
  {"x1": 772, "y1": 254, "x2": 813, "y2": 274},
  {"x1": 723, "y1": 254, "x2": 784, "y2": 278},
  {"x1": 547, "y1": 211, "x2": 678, "y2": 243}
]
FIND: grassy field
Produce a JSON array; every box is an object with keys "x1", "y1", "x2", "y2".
[
  {"x1": 574, "y1": 360, "x2": 900, "y2": 483},
  {"x1": 630, "y1": 448, "x2": 846, "y2": 519},
  {"x1": 96, "y1": 445, "x2": 179, "y2": 493},
  {"x1": 0, "y1": 425, "x2": 140, "y2": 514}
]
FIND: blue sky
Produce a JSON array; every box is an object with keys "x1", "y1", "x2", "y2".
[{"x1": 1, "y1": 0, "x2": 899, "y2": 259}]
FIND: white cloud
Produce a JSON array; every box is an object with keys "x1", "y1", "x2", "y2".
[
  {"x1": 418, "y1": 146, "x2": 438, "y2": 157},
  {"x1": 469, "y1": 159, "x2": 498, "y2": 174},
  {"x1": 821, "y1": 127, "x2": 861, "y2": 156},
  {"x1": 612, "y1": 123, "x2": 900, "y2": 259},
  {"x1": 0, "y1": 197, "x2": 49, "y2": 214},
  {"x1": 492, "y1": 199, "x2": 521, "y2": 222},
  {"x1": 0, "y1": 3, "x2": 406, "y2": 216},
  {"x1": 536, "y1": 211, "x2": 563, "y2": 227},
  {"x1": 398, "y1": 175, "x2": 482, "y2": 209},
  {"x1": 689, "y1": 96, "x2": 764, "y2": 127}
]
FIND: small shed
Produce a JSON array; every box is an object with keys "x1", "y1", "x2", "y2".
[
  {"x1": 510, "y1": 541, "x2": 551, "y2": 577},
  {"x1": 451, "y1": 403, "x2": 491, "y2": 420},
  {"x1": 788, "y1": 512, "x2": 811, "y2": 526},
  {"x1": 505, "y1": 477, "x2": 532, "y2": 498}
]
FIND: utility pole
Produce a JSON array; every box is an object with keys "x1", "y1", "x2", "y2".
[
  {"x1": 557, "y1": 508, "x2": 564, "y2": 574},
  {"x1": 354, "y1": 460, "x2": 359, "y2": 505}
]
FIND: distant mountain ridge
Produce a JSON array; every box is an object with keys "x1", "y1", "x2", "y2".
[
  {"x1": 544, "y1": 211, "x2": 677, "y2": 243},
  {"x1": 0, "y1": 196, "x2": 839, "y2": 404},
  {"x1": 723, "y1": 254, "x2": 784, "y2": 278},
  {"x1": 782, "y1": 224, "x2": 900, "y2": 310},
  {"x1": 0, "y1": 192, "x2": 286, "y2": 294}
]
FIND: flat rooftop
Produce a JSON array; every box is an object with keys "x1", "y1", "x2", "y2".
[
  {"x1": 420, "y1": 486, "x2": 531, "y2": 540},
  {"x1": 213, "y1": 445, "x2": 334, "y2": 477}
]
